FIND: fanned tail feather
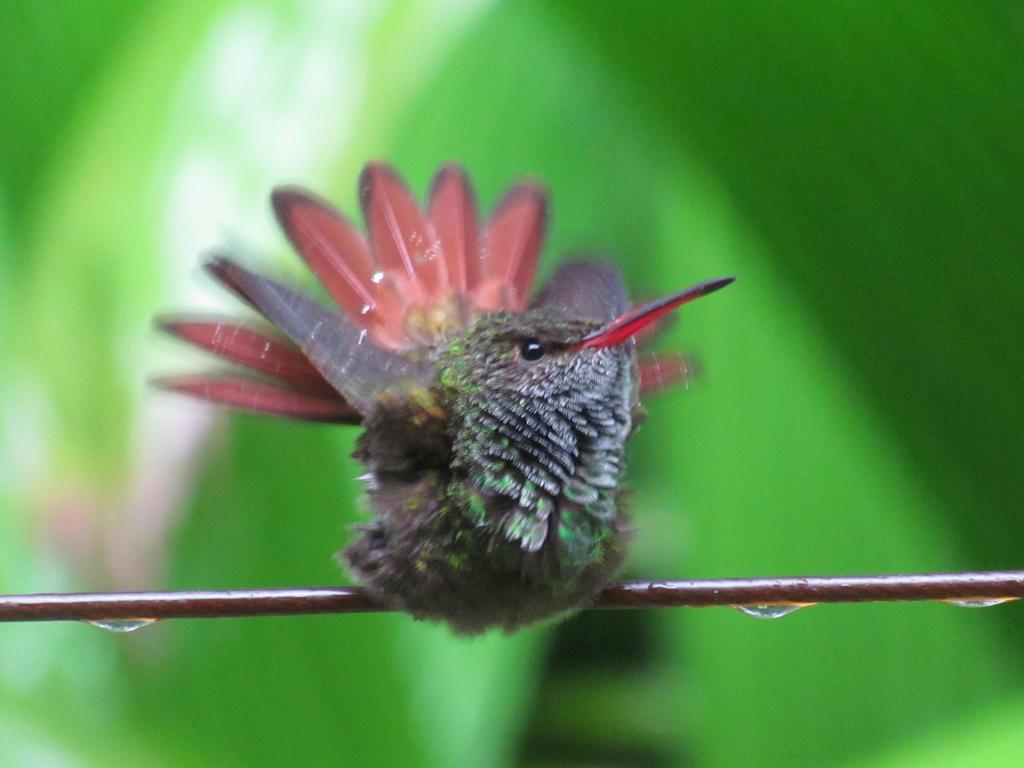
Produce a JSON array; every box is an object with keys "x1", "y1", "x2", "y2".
[
  {"x1": 270, "y1": 164, "x2": 548, "y2": 350},
  {"x1": 638, "y1": 353, "x2": 698, "y2": 395},
  {"x1": 153, "y1": 374, "x2": 359, "y2": 423},
  {"x1": 483, "y1": 181, "x2": 546, "y2": 311},
  {"x1": 428, "y1": 164, "x2": 478, "y2": 297},
  {"x1": 271, "y1": 187, "x2": 408, "y2": 349},
  {"x1": 156, "y1": 316, "x2": 361, "y2": 421},
  {"x1": 360, "y1": 163, "x2": 446, "y2": 300},
  {"x1": 158, "y1": 318, "x2": 337, "y2": 394}
]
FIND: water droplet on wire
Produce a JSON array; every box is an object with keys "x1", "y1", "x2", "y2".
[
  {"x1": 734, "y1": 604, "x2": 808, "y2": 620},
  {"x1": 87, "y1": 618, "x2": 157, "y2": 633},
  {"x1": 944, "y1": 598, "x2": 1015, "y2": 608}
]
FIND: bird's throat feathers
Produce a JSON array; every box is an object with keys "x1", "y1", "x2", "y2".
[{"x1": 435, "y1": 312, "x2": 636, "y2": 558}]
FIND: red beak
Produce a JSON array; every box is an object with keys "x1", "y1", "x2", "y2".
[{"x1": 577, "y1": 276, "x2": 734, "y2": 349}]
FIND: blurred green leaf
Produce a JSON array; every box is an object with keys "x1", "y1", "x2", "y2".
[
  {"x1": 0, "y1": 0, "x2": 155, "y2": 242},
  {"x1": 13, "y1": 0, "x2": 234, "y2": 488},
  {"x1": 648, "y1": 184, "x2": 1006, "y2": 765},
  {"x1": 848, "y1": 696, "x2": 1024, "y2": 768}
]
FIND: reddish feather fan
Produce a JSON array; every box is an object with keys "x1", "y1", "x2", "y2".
[
  {"x1": 155, "y1": 374, "x2": 359, "y2": 423},
  {"x1": 429, "y1": 165, "x2": 477, "y2": 296},
  {"x1": 158, "y1": 319, "x2": 334, "y2": 393},
  {"x1": 156, "y1": 163, "x2": 690, "y2": 421},
  {"x1": 637, "y1": 353, "x2": 698, "y2": 395}
]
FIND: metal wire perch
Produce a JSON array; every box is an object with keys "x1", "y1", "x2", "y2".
[{"x1": 0, "y1": 571, "x2": 1021, "y2": 625}]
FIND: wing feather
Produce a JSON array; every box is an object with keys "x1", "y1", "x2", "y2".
[
  {"x1": 205, "y1": 256, "x2": 433, "y2": 416},
  {"x1": 531, "y1": 260, "x2": 629, "y2": 322}
]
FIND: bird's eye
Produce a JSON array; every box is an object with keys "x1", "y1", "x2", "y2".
[{"x1": 519, "y1": 338, "x2": 546, "y2": 362}]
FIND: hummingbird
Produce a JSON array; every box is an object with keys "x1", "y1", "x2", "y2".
[{"x1": 157, "y1": 163, "x2": 732, "y2": 634}]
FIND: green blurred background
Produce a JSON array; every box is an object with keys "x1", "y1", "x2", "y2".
[{"x1": 1, "y1": 1, "x2": 1023, "y2": 765}]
